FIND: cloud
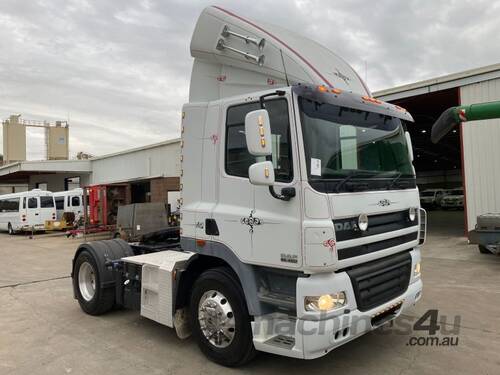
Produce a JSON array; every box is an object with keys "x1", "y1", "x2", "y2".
[{"x1": 1, "y1": 0, "x2": 500, "y2": 158}]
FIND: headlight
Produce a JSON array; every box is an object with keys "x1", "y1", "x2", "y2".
[
  {"x1": 414, "y1": 262, "x2": 421, "y2": 277},
  {"x1": 304, "y1": 292, "x2": 347, "y2": 312},
  {"x1": 408, "y1": 207, "x2": 417, "y2": 221},
  {"x1": 358, "y1": 213, "x2": 368, "y2": 231}
]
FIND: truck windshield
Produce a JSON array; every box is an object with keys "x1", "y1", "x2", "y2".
[{"x1": 299, "y1": 97, "x2": 415, "y2": 193}]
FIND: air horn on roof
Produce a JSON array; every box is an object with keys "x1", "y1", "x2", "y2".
[
  {"x1": 216, "y1": 38, "x2": 265, "y2": 67},
  {"x1": 221, "y1": 25, "x2": 266, "y2": 50}
]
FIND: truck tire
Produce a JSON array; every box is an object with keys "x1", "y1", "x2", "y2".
[
  {"x1": 189, "y1": 267, "x2": 256, "y2": 367},
  {"x1": 73, "y1": 249, "x2": 115, "y2": 315},
  {"x1": 8, "y1": 223, "x2": 14, "y2": 235},
  {"x1": 478, "y1": 245, "x2": 492, "y2": 254}
]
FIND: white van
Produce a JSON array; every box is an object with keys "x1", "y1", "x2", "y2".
[
  {"x1": 53, "y1": 188, "x2": 83, "y2": 220},
  {"x1": 0, "y1": 189, "x2": 56, "y2": 234}
]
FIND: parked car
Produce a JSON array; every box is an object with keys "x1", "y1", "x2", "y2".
[
  {"x1": 440, "y1": 188, "x2": 464, "y2": 210},
  {"x1": 420, "y1": 189, "x2": 446, "y2": 209}
]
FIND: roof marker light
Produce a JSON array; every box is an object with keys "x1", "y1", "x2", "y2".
[
  {"x1": 362, "y1": 96, "x2": 382, "y2": 105},
  {"x1": 317, "y1": 85, "x2": 329, "y2": 93},
  {"x1": 331, "y1": 88, "x2": 342, "y2": 94}
]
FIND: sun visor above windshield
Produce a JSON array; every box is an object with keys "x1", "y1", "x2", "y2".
[
  {"x1": 189, "y1": 6, "x2": 370, "y2": 102},
  {"x1": 293, "y1": 85, "x2": 414, "y2": 123}
]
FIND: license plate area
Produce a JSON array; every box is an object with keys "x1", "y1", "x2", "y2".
[{"x1": 371, "y1": 301, "x2": 403, "y2": 327}]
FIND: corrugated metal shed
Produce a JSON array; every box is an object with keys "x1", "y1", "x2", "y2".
[
  {"x1": 375, "y1": 63, "x2": 500, "y2": 101},
  {"x1": 460, "y1": 78, "x2": 500, "y2": 231}
]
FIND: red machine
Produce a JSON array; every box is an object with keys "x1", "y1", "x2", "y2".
[{"x1": 68, "y1": 184, "x2": 127, "y2": 237}]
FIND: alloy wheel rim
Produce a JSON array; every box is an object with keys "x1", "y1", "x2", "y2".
[
  {"x1": 198, "y1": 290, "x2": 236, "y2": 348},
  {"x1": 78, "y1": 261, "x2": 96, "y2": 302}
]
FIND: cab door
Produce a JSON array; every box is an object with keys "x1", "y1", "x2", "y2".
[
  {"x1": 214, "y1": 96, "x2": 302, "y2": 268},
  {"x1": 250, "y1": 98, "x2": 302, "y2": 268},
  {"x1": 212, "y1": 101, "x2": 255, "y2": 261}
]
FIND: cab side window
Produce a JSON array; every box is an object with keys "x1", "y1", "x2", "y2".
[{"x1": 225, "y1": 99, "x2": 293, "y2": 182}]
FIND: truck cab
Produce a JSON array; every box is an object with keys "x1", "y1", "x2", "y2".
[
  {"x1": 180, "y1": 83, "x2": 423, "y2": 360},
  {"x1": 71, "y1": 5, "x2": 424, "y2": 366},
  {"x1": 182, "y1": 83, "x2": 421, "y2": 269}
]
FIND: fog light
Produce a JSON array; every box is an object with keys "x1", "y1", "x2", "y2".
[
  {"x1": 358, "y1": 213, "x2": 368, "y2": 231},
  {"x1": 305, "y1": 292, "x2": 347, "y2": 312},
  {"x1": 414, "y1": 262, "x2": 421, "y2": 277},
  {"x1": 409, "y1": 207, "x2": 417, "y2": 221}
]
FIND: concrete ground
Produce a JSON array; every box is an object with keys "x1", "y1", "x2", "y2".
[{"x1": 1, "y1": 211, "x2": 499, "y2": 375}]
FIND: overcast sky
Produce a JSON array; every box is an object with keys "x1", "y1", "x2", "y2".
[{"x1": 1, "y1": 0, "x2": 500, "y2": 159}]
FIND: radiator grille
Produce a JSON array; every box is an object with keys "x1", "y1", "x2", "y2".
[{"x1": 346, "y1": 251, "x2": 412, "y2": 311}]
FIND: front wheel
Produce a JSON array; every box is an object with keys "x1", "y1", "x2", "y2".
[{"x1": 189, "y1": 267, "x2": 256, "y2": 367}]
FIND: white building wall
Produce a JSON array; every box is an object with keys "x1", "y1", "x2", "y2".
[
  {"x1": 460, "y1": 78, "x2": 500, "y2": 231},
  {"x1": 91, "y1": 140, "x2": 181, "y2": 185}
]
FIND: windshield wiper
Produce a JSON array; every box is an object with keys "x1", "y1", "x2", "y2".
[
  {"x1": 335, "y1": 171, "x2": 373, "y2": 193},
  {"x1": 387, "y1": 172, "x2": 403, "y2": 190}
]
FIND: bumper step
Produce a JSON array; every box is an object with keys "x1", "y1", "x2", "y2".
[{"x1": 264, "y1": 335, "x2": 295, "y2": 350}]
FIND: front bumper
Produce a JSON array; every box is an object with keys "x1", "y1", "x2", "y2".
[
  {"x1": 252, "y1": 248, "x2": 422, "y2": 359},
  {"x1": 297, "y1": 278, "x2": 422, "y2": 359}
]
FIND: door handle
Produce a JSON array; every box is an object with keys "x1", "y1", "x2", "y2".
[{"x1": 35, "y1": 213, "x2": 39, "y2": 216}]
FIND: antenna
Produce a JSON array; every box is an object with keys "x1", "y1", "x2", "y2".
[{"x1": 280, "y1": 49, "x2": 290, "y2": 86}]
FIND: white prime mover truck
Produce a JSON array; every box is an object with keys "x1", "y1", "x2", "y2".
[{"x1": 72, "y1": 6, "x2": 425, "y2": 366}]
